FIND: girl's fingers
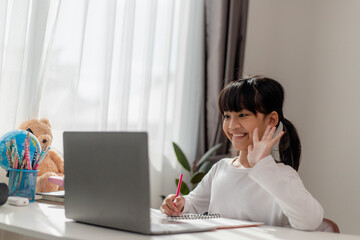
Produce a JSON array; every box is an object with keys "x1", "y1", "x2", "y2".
[
  {"x1": 174, "y1": 196, "x2": 185, "y2": 212},
  {"x1": 266, "y1": 126, "x2": 277, "y2": 141},
  {"x1": 262, "y1": 125, "x2": 272, "y2": 140},
  {"x1": 160, "y1": 205, "x2": 171, "y2": 215},
  {"x1": 163, "y1": 195, "x2": 180, "y2": 214},
  {"x1": 253, "y1": 128, "x2": 259, "y2": 142},
  {"x1": 249, "y1": 126, "x2": 284, "y2": 167},
  {"x1": 160, "y1": 204, "x2": 173, "y2": 216},
  {"x1": 271, "y1": 130, "x2": 284, "y2": 145},
  {"x1": 162, "y1": 202, "x2": 179, "y2": 216}
]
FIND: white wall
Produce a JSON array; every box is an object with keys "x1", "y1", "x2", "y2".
[{"x1": 244, "y1": 0, "x2": 360, "y2": 235}]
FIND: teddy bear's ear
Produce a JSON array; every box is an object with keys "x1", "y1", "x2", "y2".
[
  {"x1": 18, "y1": 121, "x2": 27, "y2": 130},
  {"x1": 18, "y1": 119, "x2": 32, "y2": 130},
  {"x1": 40, "y1": 118, "x2": 52, "y2": 128}
]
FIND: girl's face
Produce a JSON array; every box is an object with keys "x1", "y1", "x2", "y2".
[{"x1": 222, "y1": 110, "x2": 272, "y2": 151}]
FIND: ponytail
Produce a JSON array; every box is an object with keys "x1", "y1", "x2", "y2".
[{"x1": 278, "y1": 118, "x2": 301, "y2": 171}]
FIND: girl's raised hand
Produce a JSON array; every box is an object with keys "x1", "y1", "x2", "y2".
[{"x1": 247, "y1": 126, "x2": 284, "y2": 167}]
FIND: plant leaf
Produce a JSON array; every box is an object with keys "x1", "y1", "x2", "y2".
[
  {"x1": 198, "y1": 161, "x2": 212, "y2": 173},
  {"x1": 195, "y1": 143, "x2": 222, "y2": 168},
  {"x1": 175, "y1": 178, "x2": 190, "y2": 195},
  {"x1": 181, "y1": 182, "x2": 190, "y2": 195},
  {"x1": 190, "y1": 171, "x2": 206, "y2": 184},
  {"x1": 172, "y1": 142, "x2": 190, "y2": 172}
]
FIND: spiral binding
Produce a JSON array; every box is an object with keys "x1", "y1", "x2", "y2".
[{"x1": 168, "y1": 213, "x2": 221, "y2": 220}]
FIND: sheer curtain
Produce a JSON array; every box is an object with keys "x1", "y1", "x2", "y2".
[
  {"x1": 0, "y1": 0, "x2": 203, "y2": 207},
  {"x1": 0, "y1": 0, "x2": 60, "y2": 130},
  {"x1": 0, "y1": 0, "x2": 60, "y2": 183}
]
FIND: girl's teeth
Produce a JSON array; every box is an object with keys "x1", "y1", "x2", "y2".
[{"x1": 233, "y1": 134, "x2": 245, "y2": 137}]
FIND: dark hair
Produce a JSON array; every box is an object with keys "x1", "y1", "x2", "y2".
[{"x1": 218, "y1": 76, "x2": 301, "y2": 171}]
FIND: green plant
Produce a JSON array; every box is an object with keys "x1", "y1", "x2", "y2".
[{"x1": 172, "y1": 142, "x2": 222, "y2": 195}]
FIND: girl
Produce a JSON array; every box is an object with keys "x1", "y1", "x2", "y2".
[{"x1": 160, "y1": 76, "x2": 324, "y2": 230}]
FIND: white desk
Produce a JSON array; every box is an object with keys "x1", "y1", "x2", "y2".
[{"x1": 0, "y1": 201, "x2": 359, "y2": 240}]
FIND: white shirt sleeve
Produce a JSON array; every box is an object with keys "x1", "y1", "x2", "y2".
[
  {"x1": 249, "y1": 155, "x2": 324, "y2": 230},
  {"x1": 182, "y1": 162, "x2": 219, "y2": 214}
]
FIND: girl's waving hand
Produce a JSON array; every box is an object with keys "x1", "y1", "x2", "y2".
[{"x1": 248, "y1": 126, "x2": 284, "y2": 167}]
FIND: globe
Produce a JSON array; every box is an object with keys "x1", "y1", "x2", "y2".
[{"x1": 0, "y1": 130, "x2": 41, "y2": 170}]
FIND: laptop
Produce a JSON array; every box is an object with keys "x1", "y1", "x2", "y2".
[{"x1": 63, "y1": 131, "x2": 215, "y2": 234}]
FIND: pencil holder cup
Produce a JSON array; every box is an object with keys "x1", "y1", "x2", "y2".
[{"x1": 8, "y1": 169, "x2": 38, "y2": 202}]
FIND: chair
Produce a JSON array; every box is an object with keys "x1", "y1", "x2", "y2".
[{"x1": 316, "y1": 218, "x2": 340, "y2": 233}]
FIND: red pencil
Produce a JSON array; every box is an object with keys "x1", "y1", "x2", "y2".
[{"x1": 175, "y1": 173, "x2": 183, "y2": 198}]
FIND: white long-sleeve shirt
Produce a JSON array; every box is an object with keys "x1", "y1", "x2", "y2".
[{"x1": 183, "y1": 156, "x2": 324, "y2": 230}]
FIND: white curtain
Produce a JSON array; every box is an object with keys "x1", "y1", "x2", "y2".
[
  {"x1": 0, "y1": 0, "x2": 203, "y2": 208},
  {"x1": 0, "y1": 0, "x2": 60, "y2": 183},
  {"x1": 0, "y1": 0, "x2": 60, "y2": 130}
]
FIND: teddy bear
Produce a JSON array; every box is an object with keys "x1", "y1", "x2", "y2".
[{"x1": 18, "y1": 118, "x2": 64, "y2": 193}]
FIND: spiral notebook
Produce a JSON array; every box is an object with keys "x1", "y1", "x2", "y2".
[{"x1": 152, "y1": 209, "x2": 263, "y2": 230}]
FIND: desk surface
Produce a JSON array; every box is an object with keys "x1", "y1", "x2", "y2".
[{"x1": 0, "y1": 202, "x2": 359, "y2": 240}]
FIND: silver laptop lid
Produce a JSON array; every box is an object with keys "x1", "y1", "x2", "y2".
[{"x1": 64, "y1": 131, "x2": 151, "y2": 234}]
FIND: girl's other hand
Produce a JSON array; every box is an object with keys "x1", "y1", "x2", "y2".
[
  {"x1": 247, "y1": 126, "x2": 284, "y2": 167},
  {"x1": 160, "y1": 194, "x2": 185, "y2": 216}
]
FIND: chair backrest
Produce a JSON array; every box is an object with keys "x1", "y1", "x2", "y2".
[{"x1": 316, "y1": 218, "x2": 340, "y2": 233}]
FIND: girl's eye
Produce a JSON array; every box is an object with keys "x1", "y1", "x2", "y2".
[
  {"x1": 239, "y1": 113, "x2": 247, "y2": 117},
  {"x1": 223, "y1": 114, "x2": 230, "y2": 119}
]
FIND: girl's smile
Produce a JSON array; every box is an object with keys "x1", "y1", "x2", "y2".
[{"x1": 230, "y1": 132, "x2": 247, "y2": 141}]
